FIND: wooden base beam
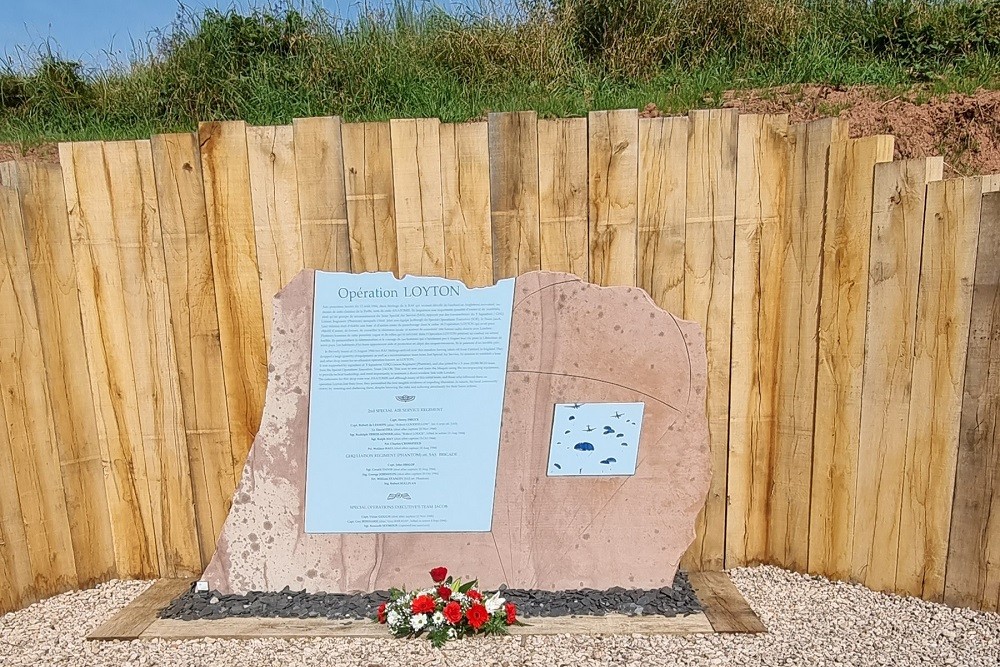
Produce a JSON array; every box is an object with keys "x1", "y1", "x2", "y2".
[
  {"x1": 89, "y1": 579, "x2": 195, "y2": 640},
  {"x1": 89, "y1": 571, "x2": 763, "y2": 640},
  {"x1": 688, "y1": 571, "x2": 767, "y2": 633}
]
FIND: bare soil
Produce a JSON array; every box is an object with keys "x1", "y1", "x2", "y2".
[
  {"x1": 5, "y1": 86, "x2": 1000, "y2": 178},
  {"x1": 0, "y1": 142, "x2": 59, "y2": 164},
  {"x1": 721, "y1": 85, "x2": 1000, "y2": 178}
]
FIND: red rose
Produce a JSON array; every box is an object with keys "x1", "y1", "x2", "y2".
[
  {"x1": 503, "y1": 602, "x2": 517, "y2": 625},
  {"x1": 466, "y1": 589, "x2": 483, "y2": 601},
  {"x1": 411, "y1": 595, "x2": 435, "y2": 615},
  {"x1": 377, "y1": 602, "x2": 387, "y2": 624},
  {"x1": 505, "y1": 602, "x2": 517, "y2": 625},
  {"x1": 466, "y1": 603, "x2": 489, "y2": 630},
  {"x1": 430, "y1": 567, "x2": 448, "y2": 583},
  {"x1": 442, "y1": 600, "x2": 463, "y2": 625},
  {"x1": 437, "y1": 586, "x2": 452, "y2": 600}
]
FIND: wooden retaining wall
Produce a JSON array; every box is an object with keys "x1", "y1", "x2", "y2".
[{"x1": 0, "y1": 110, "x2": 998, "y2": 614}]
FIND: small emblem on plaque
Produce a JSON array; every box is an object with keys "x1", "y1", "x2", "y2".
[
  {"x1": 387, "y1": 493, "x2": 412, "y2": 501},
  {"x1": 395, "y1": 395, "x2": 416, "y2": 402}
]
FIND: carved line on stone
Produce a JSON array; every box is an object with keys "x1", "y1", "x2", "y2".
[
  {"x1": 665, "y1": 311, "x2": 694, "y2": 411},
  {"x1": 547, "y1": 386, "x2": 703, "y2": 577},
  {"x1": 368, "y1": 535, "x2": 384, "y2": 591},
  {"x1": 502, "y1": 501, "x2": 513, "y2": 578},
  {"x1": 535, "y1": 410, "x2": 681, "y2": 583},
  {"x1": 538, "y1": 474, "x2": 633, "y2": 584},
  {"x1": 586, "y1": 477, "x2": 631, "y2": 533},
  {"x1": 341, "y1": 536, "x2": 351, "y2": 592},
  {"x1": 512, "y1": 278, "x2": 581, "y2": 309},
  {"x1": 507, "y1": 369, "x2": 683, "y2": 414},
  {"x1": 492, "y1": 532, "x2": 509, "y2": 583},
  {"x1": 549, "y1": 421, "x2": 695, "y2": 584}
]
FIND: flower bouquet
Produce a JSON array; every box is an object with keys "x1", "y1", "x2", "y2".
[{"x1": 376, "y1": 566, "x2": 522, "y2": 646}]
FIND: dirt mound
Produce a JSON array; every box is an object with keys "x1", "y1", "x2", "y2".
[
  {"x1": 0, "y1": 143, "x2": 59, "y2": 165},
  {"x1": 637, "y1": 86, "x2": 1000, "y2": 178},
  {"x1": 721, "y1": 86, "x2": 1000, "y2": 177}
]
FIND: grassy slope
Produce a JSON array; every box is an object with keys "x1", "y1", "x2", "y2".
[{"x1": 2, "y1": 0, "x2": 1000, "y2": 144}]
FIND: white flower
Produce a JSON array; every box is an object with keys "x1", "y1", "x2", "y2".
[
  {"x1": 485, "y1": 593, "x2": 505, "y2": 614},
  {"x1": 386, "y1": 610, "x2": 402, "y2": 628},
  {"x1": 411, "y1": 613, "x2": 428, "y2": 631},
  {"x1": 432, "y1": 611, "x2": 445, "y2": 626},
  {"x1": 447, "y1": 628, "x2": 457, "y2": 639}
]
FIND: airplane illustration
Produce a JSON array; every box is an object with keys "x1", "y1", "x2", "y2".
[
  {"x1": 584, "y1": 425, "x2": 596, "y2": 432},
  {"x1": 612, "y1": 411, "x2": 624, "y2": 419},
  {"x1": 569, "y1": 403, "x2": 583, "y2": 408}
]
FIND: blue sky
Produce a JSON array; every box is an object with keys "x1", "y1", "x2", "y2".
[{"x1": 1, "y1": 1, "x2": 481, "y2": 68}]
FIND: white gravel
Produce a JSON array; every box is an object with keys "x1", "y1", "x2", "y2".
[{"x1": 2, "y1": 566, "x2": 998, "y2": 666}]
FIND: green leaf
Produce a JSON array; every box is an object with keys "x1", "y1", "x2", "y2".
[
  {"x1": 481, "y1": 614, "x2": 509, "y2": 635},
  {"x1": 427, "y1": 627, "x2": 449, "y2": 648}
]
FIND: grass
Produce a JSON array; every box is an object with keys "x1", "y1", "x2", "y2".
[{"x1": 2, "y1": 0, "x2": 1000, "y2": 144}]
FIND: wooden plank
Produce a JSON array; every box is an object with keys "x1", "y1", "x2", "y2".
[
  {"x1": 768, "y1": 118, "x2": 847, "y2": 570},
  {"x1": 946, "y1": 191, "x2": 1000, "y2": 611},
  {"x1": 537, "y1": 117, "x2": 588, "y2": 279},
  {"x1": 140, "y1": 611, "x2": 714, "y2": 640},
  {"x1": 688, "y1": 571, "x2": 767, "y2": 633},
  {"x1": 440, "y1": 121, "x2": 493, "y2": 287},
  {"x1": 0, "y1": 185, "x2": 78, "y2": 598},
  {"x1": 727, "y1": 113, "x2": 791, "y2": 568},
  {"x1": 0, "y1": 169, "x2": 40, "y2": 613},
  {"x1": 489, "y1": 111, "x2": 541, "y2": 279},
  {"x1": 341, "y1": 122, "x2": 398, "y2": 274},
  {"x1": 853, "y1": 157, "x2": 943, "y2": 592},
  {"x1": 0, "y1": 175, "x2": 33, "y2": 611},
  {"x1": 680, "y1": 108, "x2": 738, "y2": 572},
  {"x1": 292, "y1": 116, "x2": 351, "y2": 271},
  {"x1": 0, "y1": 161, "x2": 14, "y2": 184},
  {"x1": 102, "y1": 569, "x2": 773, "y2": 640},
  {"x1": 61, "y1": 141, "x2": 159, "y2": 578},
  {"x1": 103, "y1": 140, "x2": 201, "y2": 577},
  {"x1": 151, "y1": 133, "x2": 235, "y2": 566},
  {"x1": 589, "y1": 109, "x2": 638, "y2": 286},
  {"x1": 88, "y1": 579, "x2": 194, "y2": 641},
  {"x1": 983, "y1": 175, "x2": 1000, "y2": 193},
  {"x1": 0, "y1": 391, "x2": 33, "y2": 613},
  {"x1": 390, "y1": 118, "x2": 445, "y2": 277},
  {"x1": 199, "y1": 121, "x2": 268, "y2": 476},
  {"x1": 247, "y1": 124, "x2": 304, "y2": 349},
  {"x1": 809, "y1": 135, "x2": 895, "y2": 580},
  {"x1": 0, "y1": 402, "x2": 38, "y2": 614},
  {"x1": 638, "y1": 116, "x2": 687, "y2": 314},
  {"x1": 897, "y1": 177, "x2": 982, "y2": 601},
  {"x1": 10, "y1": 162, "x2": 115, "y2": 586}
]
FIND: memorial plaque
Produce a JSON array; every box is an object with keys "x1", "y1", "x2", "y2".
[
  {"x1": 305, "y1": 273, "x2": 514, "y2": 533},
  {"x1": 202, "y1": 270, "x2": 711, "y2": 594}
]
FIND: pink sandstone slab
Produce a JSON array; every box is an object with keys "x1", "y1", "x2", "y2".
[{"x1": 203, "y1": 270, "x2": 710, "y2": 593}]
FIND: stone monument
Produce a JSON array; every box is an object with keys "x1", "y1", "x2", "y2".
[{"x1": 202, "y1": 270, "x2": 710, "y2": 593}]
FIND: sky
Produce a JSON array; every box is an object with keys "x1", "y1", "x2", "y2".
[{"x1": 1, "y1": 1, "x2": 480, "y2": 69}]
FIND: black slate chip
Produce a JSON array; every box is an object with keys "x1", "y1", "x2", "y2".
[{"x1": 158, "y1": 572, "x2": 702, "y2": 621}]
